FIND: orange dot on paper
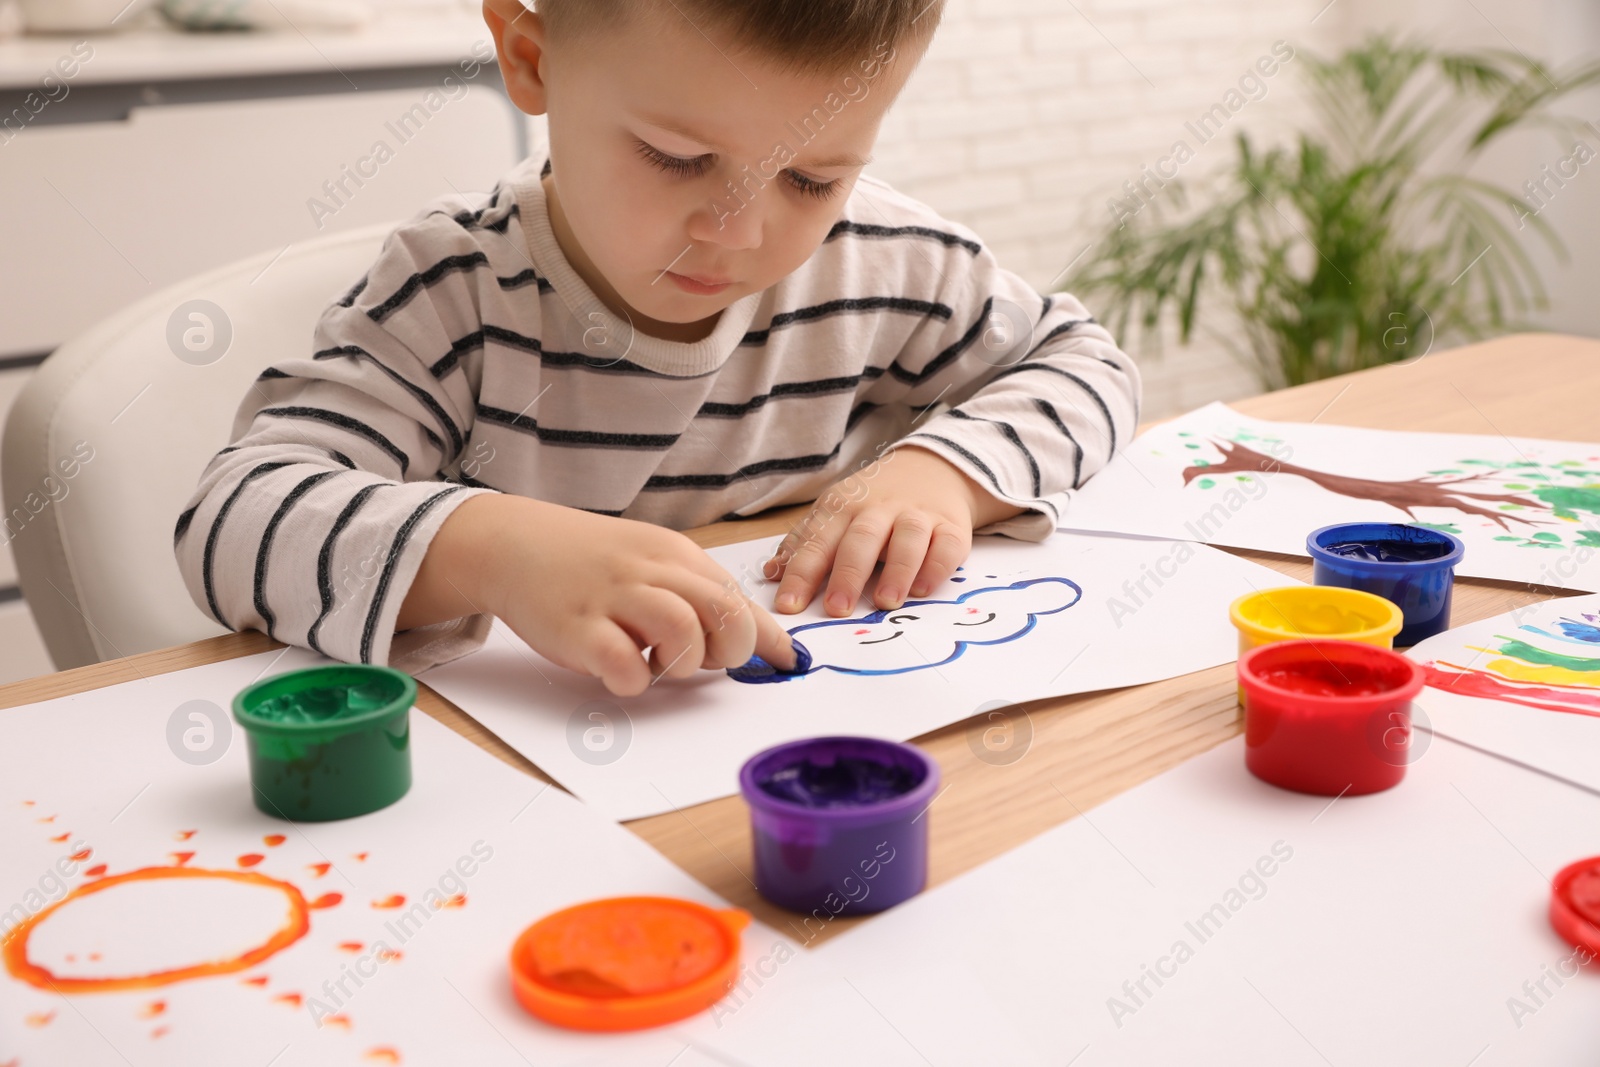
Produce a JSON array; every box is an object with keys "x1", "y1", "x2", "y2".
[
  {"x1": 151, "y1": 1027, "x2": 170, "y2": 1039},
  {"x1": 49, "y1": 832, "x2": 70, "y2": 843},
  {"x1": 241, "y1": 975, "x2": 270, "y2": 987},
  {"x1": 352, "y1": 852, "x2": 369, "y2": 862},
  {"x1": 84, "y1": 864, "x2": 107, "y2": 879},
  {"x1": 338, "y1": 942, "x2": 363, "y2": 953},
  {"x1": 323, "y1": 1014, "x2": 352, "y2": 1030},
  {"x1": 263, "y1": 835, "x2": 286, "y2": 848},
  {"x1": 174, "y1": 831, "x2": 196, "y2": 842},
  {"x1": 371, "y1": 895, "x2": 405, "y2": 910},
  {"x1": 26, "y1": 1010, "x2": 55, "y2": 1027},
  {"x1": 37, "y1": 815, "x2": 56, "y2": 824},
  {"x1": 237, "y1": 854, "x2": 265, "y2": 868},
  {"x1": 308, "y1": 863, "x2": 331, "y2": 879},
  {"x1": 375, "y1": 947, "x2": 402, "y2": 964},
  {"x1": 139, "y1": 1000, "x2": 166, "y2": 1018},
  {"x1": 170, "y1": 852, "x2": 195, "y2": 867},
  {"x1": 364, "y1": 1049, "x2": 401, "y2": 1065},
  {"x1": 274, "y1": 993, "x2": 303, "y2": 1008},
  {"x1": 68, "y1": 849, "x2": 91, "y2": 863},
  {"x1": 435, "y1": 895, "x2": 466, "y2": 910},
  {"x1": 308, "y1": 893, "x2": 343, "y2": 910}
]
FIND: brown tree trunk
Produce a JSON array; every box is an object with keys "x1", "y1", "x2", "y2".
[{"x1": 1182, "y1": 439, "x2": 1548, "y2": 530}]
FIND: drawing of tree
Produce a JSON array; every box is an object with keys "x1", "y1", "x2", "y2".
[{"x1": 1176, "y1": 432, "x2": 1600, "y2": 543}]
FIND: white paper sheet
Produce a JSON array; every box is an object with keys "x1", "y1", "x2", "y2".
[
  {"x1": 422, "y1": 531, "x2": 1300, "y2": 820},
  {"x1": 1058, "y1": 401, "x2": 1600, "y2": 591},
  {"x1": 0, "y1": 651, "x2": 811, "y2": 1067},
  {"x1": 695, "y1": 735, "x2": 1600, "y2": 1067},
  {"x1": 1409, "y1": 592, "x2": 1600, "y2": 796}
]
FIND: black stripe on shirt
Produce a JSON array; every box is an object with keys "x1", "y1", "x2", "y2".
[
  {"x1": 336, "y1": 274, "x2": 369, "y2": 309},
  {"x1": 946, "y1": 408, "x2": 1041, "y2": 499},
  {"x1": 201, "y1": 461, "x2": 297, "y2": 627},
  {"x1": 442, "y1": 194, "x2": 519, "y2": 235},
  {"x1": 825, "y1": 220, "x2": 982, "y2": 257},
  {"x1": 988, "y1": 364, "x2": 1119, "y2": 455},
  {"x1": 306, "y1": 482, "x2": 383, "y2": 657},
  {"x1": 888, "y1": 297, "x2": 991, "y2": 387},
  {"x1": 259, "y1": 406, "x2": 412, "y2": 475},
  {"x1": 367, "y1": 251, "x2": 490, "y2": 324},
  {"x1": 360, "y1": 485, "x2": 471, "y2": 663},
  {"x1": 174, "y1": 504, "x2": 198, "y2": 545},
  {"x1": 433, "y1": 326, "x2": 694, "y2": 381},
  {"x1": 253, "y1": 469, "x2": 343, "y2": 640},
  {"x1": 697, "y1": 371, "x2": 879, "y2": 418},
  {"x1": 1021, "y1": 318, "x2": 1093, "y2": 361},
  {"x1": 903, "y1": 432, "x2": 1061, "y2": 523},
  {"x1": 476, "y1": 404, "x2": 683, "y2": 449},
  {"x1": 497, "y1": 268, "x2": 554, "y2": 294},
  {"x1": 314, "y1": 344, "x2": 465, "y2": 458},
  {"x1": 741, "y1": 298, "x2": 951, "y2": 347},
  {"x1": 641, "y1": 445, "x2": 844, "y2": 491},
  {"x1": 1034, "y1": 398, "x2": 1085, "y2": 489}
]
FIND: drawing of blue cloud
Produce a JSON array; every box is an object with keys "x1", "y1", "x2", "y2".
[{"x1": 729, "y1": 577, "x2": 1083, "y2": 684}]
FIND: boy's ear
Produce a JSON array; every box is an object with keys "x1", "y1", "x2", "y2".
[{"x1": 482, "y1": 0, "x2": 550, "y2": 116}]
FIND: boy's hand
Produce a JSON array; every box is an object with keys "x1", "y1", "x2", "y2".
[
  {"x1": 421, "y1": 495, "x2": 799, "y2": 698},
  {"x1": 762, "y1": 446, "x2": 1024, "y2": 617}
]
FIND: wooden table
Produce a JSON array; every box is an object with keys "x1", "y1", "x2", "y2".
[{"x1": 5, "y1": 332, "x2": 1597, "y2": 947}]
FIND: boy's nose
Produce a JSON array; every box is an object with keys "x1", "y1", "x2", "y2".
[{"x1": 688, "y1": 195, "x2": 763, "y2": 252}]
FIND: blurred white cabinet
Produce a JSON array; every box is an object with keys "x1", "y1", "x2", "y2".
[{"x1": 0, "y1": 11, "x2": 535, "y2": 679}]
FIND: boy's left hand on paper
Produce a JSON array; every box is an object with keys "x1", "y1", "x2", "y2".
[{"x1": 763, "y1": 445, "x2": 1013, "y2": 617}]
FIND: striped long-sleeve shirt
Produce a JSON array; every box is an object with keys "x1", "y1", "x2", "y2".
[{"x1": 173, "y1": 153, "x2": 1141, "y2": 675}]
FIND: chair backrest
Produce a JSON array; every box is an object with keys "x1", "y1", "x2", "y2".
[{"x1": 4, "y1": 221, "x2": 397, "y2": 671}]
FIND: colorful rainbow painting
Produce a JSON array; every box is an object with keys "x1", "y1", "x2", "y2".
[{"x1": 1420, "y1": 610, "x2": 1600, "y2": 717}]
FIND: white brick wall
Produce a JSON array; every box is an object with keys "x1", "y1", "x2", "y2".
[{"x1": 865, "y1": 0, "x2": 1346, "y2": 421}]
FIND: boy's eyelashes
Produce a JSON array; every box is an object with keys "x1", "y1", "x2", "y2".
[{"x1": 631, "y1": 139, "x2": 843, "y2": 202}]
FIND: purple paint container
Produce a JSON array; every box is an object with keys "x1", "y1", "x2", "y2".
[{"x1": 738, "y1": 736, "x2": 939, "y2": 917}]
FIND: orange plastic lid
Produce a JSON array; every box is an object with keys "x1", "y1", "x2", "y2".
[{"x1": 509, "y1": 896, "x2": 751, "y2": 1031}]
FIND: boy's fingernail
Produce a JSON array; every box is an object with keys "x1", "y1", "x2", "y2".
[
  {"x1": 777, "y1": 593, "x2": 797, "y2": 611},
  {"x1": 880, "y1": 588, "x2": 900, "y2": 605},
  {"x1": 911, "y1": 583, "x2": 928, "y2": 596},
  {"x1": 826, "y1": 593, "x2": 847, "y2": 614}
]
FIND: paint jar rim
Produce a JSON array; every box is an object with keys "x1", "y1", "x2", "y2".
[
  {"x1": 1229, "y1": 585, "x2": 1404, "y2": 645},
  {"x1": 1238, "y1": 639, "x2": 1425, "y2": 712},
  {"x1": 508, "y1": 896, "x2": 750, "y2": 1031},
  {"x1": 1305, "y1": 522, "x2": 1465, "y2": 574},
  {"x1": 232, "y1": 664, "x2": 416, "y2": 740},
  {"x1": 739, "y1": 735, "x2": 941, "y2": 829}
]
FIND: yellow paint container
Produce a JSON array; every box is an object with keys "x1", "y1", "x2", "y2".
[{"x1": 1229, "y1": 586, "x2": 1404, "y2": 655}]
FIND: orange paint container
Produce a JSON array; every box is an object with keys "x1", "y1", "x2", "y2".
[{"x1": 510, "y1": 896, "x2": 750, "y2": 1031}]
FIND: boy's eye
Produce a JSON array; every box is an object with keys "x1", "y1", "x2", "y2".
[
  {"x1": 634, "y1": 139, "x2": 711, "y2": 178},
  {"x1": 783, "y1": 170, "x2": 843, "y2": 202},
  {"x1": 635, "y1": 138, "x2": 843, "y2": 202}
]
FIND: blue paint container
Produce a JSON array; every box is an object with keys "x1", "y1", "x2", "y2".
[{"x1": 1306, "y1": 523, "x2": 1466, "y2": 647}]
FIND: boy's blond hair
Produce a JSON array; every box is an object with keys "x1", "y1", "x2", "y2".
[{"x1": 535, "y1": 0, "x2": 944, "y2": 74}]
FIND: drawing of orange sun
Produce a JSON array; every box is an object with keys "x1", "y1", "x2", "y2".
[{"x1": 4, "y1": 865, "x2": 330, "y2": 993}]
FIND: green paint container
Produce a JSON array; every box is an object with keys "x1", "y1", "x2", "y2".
[{"x1": 232, "y1": 665, "x2": 416, "y2": 822}]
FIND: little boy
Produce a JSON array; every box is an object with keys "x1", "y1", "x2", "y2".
[{"x1": 173, "y1": 0, "x2": 1141, "y2": 697}]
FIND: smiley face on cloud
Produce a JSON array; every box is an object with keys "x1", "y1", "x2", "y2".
[{"x1": 728, "y1": 577, "x2": 1083, "y2": 683}]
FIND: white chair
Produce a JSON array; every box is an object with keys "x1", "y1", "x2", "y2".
[{"x1": 4, "y1": 221, "x2": 398, "y2": 671}]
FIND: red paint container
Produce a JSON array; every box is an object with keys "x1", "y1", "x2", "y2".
[
  {"x1": 1238, "y1": 640, "x2": 1425, "y2": 796},
  {"x1": 1550, "y1": 856, "x2": 1600, "y2": 960}
]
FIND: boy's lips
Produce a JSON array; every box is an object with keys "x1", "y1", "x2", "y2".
[{"x1": 665, "y1": 270, "x2": 733, "y2": 295}]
